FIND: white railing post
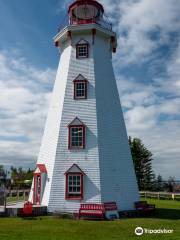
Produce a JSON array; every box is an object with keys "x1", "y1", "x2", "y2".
[{"x1": 145, "y1": 191, "x2": 147, "y2": 199}]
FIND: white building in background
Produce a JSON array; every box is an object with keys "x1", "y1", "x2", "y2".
[{"x1": 29, "y1": 0, "x2": 139, "y2": 213}]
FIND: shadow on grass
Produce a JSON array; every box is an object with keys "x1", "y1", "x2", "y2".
[
  {"x1": 21, "y1": 217, "x2": 43, "y2": 221},
  {"x1": 138, "y1": 208, "x2": 180, "y2": 220},
  {"x1": 153, "y1": 208, "x2": 180, "y2": 220},
  {"x1": 20, "y1": 217, "x2": 37, "y2": 221}
]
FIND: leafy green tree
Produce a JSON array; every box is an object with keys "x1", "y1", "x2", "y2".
[
  {"x1": 129, "y1": 137, "x2": 154, "y2": 191},
  {"x1": 26, "y1": 168, "x2": 33, "y2": 180},
  {"x1": 10, "y1": 167, "x2": 33, "y2": 189}
]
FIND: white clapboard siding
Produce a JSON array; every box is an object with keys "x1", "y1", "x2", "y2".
[
  {"x1": 93, "y1": 34, "x2": 139, "y2": 210},
  {"x1": 30, "y1": 25, "x2": 139, "y2": 212},
  {"x1": 48, "y1": 33, "x2": 102, "y2": 213}
]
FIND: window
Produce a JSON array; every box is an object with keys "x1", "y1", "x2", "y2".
[
  {"x1": 68, "y1": 117, "x2": 86, "y2": 150},
  {"x1": 68, "y1": 174, "x2": 81, "y2": 196},
  {"x1": 65, "y1": 164, "x2": 85, "y2": 200},
  {"x1": 74, "y1": 80, "x2": 87, "y2": 99},
  {"x1": 66, "y1": 173, "x2": 83, "y2": 199},
  {"x1": 76, "y1": 44, "x2": 89, "y2": 58},
  {"x1": 69, "y1": 125, "x2": 85, "y2": 149}
]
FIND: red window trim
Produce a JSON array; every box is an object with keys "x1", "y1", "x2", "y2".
[
  {"x1": 65, "y1": 172, "x2": 84, "y2": 200},
  {"x1": 76, "y1": 43, "x2": 89, "y2": 59},
  {"x1": 68, "y1": 124, "x2": 86, "y2": 150},
  {"x1": 73, "y1": 80, "x2": 88, "y2": 100}
]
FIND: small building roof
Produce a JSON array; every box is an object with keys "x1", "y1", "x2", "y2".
[{"x1": 34, "y1": 164, "x2": 47, "y2": 174}]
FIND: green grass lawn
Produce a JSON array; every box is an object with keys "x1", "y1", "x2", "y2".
[{"x1": 0, "y1": 198, "x2": 179, "y2": 240}]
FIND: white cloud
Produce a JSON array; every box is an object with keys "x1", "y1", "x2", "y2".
[
  {"x1": 105, "y1": 0, "x2": 180, "y2": 179},
  {"x1": 118, "y1": 74, "x2": 180, "y2": 179},
  {"x1": 115, "y1": 37, "x2": 180, "y2": 179},
  {"x1": 126, "y1": 119, "x2": 180, "y2": 179},
  {"x1": 120, "y1": 86, "x2": 157, "y2": 108},
  {"x1": 125, "y1": 105, "x2": 157, "y2": 131},
  {"x1": 0, "y1": 50, "x2": 55, "y2": 168},
  {"x1": 102, "y1": 0, "x2": 180, "y2": 65},
  {"x1": 117, "y1": 70, "x2": 180, "y2": 178}
]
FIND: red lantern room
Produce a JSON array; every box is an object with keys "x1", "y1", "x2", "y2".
[{"x1": 68, "y1": 0, "x2": 104, "y2": 25}]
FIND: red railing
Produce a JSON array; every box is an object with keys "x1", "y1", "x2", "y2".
[
  {"x1": 58, "y1": 15, "x2": 112, "y2": 32},
  {"x1": 70, "y1": 17, "x2": 112, "y2": 31}
]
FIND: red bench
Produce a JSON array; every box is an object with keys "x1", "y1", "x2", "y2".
[
  {"x1": 19, "y1": 201, "x2": 33, "y2": 217},
  {"x1": 134, "y1": 201, "x2": 155, "y2": 215},
  {"x1": 104, "y1": 202, "x2": 118, "y2": 211},
  {"x1": 79, "y1": 203, "x2": 105, "y2": 219},
  {"x1": 79, "y1": 202, "x2": 118, "y2": 220}
]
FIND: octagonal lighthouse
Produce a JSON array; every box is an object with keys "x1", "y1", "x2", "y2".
[{"x1": 29, "y1": 0, "x2": 139, "y2": 213}]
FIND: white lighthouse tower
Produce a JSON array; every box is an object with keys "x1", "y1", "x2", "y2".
[{"x1": 29, "y1": 0, "x2": 139, "y2": 213}]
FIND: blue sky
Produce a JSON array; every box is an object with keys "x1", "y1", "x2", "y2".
[{"x1": 0, "y1": 0, "x2": 180, "y2": 180}]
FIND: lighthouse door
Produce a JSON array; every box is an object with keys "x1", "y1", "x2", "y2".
[{"x1": 34, "y1": 174, "x2": 41, "y2": 205}]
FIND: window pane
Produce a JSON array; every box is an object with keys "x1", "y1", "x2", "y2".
[
  {"x1": 75, "y1": 81, "x2": 86, "y2": 99},
  {"x1": 70, "y1": 126, "x2": 84, "y2": 148},
  {"x1": 67, "y1": 174, "x2": 82, "y2": 196},
  {"x1": 77, "y1": 44, "x2": 88, "y2": 58}
]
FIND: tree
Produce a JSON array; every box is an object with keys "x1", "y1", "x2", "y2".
[
  {"x1": 0, "y1": 165, "x2": 4, "y2": 176},
  {"x1": 164, "y1": 177, "x2": 176, "y2": 192},
  {"x1": 26, "y1": 168, "x2": 33, "y2": 180},
  {"x1": 156, "y1": 174, "x2": 164, "y2": 191},
  {"x1": 0, "y1": 165, "x2": 5, "y2": 187},
  {"x1": 10, "y1": 166, "x2": 33, "y2": 189},
  {"x1": 129, "y1": 137, "x2": 154, "y2": 191}
]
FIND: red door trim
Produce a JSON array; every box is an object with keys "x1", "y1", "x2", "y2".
[{"x1": 33, "y1": 173, "x2": 41, "y2": 205}]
